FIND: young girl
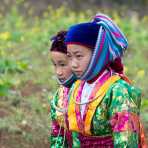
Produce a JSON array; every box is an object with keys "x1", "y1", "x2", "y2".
[
  {"x1": 49, "y1": 31, "x2": 76, "y2": 148},
  {"x1": 65, "y1": 13, "x2": 147, "y2": 147}
]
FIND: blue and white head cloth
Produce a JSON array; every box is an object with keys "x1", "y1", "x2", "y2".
[
  {"x1": 65, "y1": 13, "x2": 128, "y2": 81},
  {"x1": 56, "y1": 74, "x2": 77, "y2": 88}
]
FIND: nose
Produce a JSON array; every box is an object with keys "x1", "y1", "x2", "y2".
[
  {"x1": 56, "y1": 68, "x2": 63, "y2": 77},
  {"x1": 71, "y1": 59, "x2": 78, "y2": 71}
]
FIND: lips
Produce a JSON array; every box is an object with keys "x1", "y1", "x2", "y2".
[
  {"x1": 58, "y1": 78, "x2": 66, "y2": 82},
  {"x1": 74, "y1": 71, "x2": 82, "y2": 77}
]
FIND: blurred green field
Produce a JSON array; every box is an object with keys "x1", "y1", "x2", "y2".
[{"x1": 0, "y1": 4, "x2": 148, "y2": 148}]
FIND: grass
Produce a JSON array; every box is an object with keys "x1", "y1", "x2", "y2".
[{"x1": 0, "y1": 4, "x2": 148, "y2": 147}]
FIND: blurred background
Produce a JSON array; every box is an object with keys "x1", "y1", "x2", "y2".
[{"x1": 0, "y1": 0, "x2": 148, "y2": 147}]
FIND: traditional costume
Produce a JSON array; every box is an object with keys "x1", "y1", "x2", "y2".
[
  {"x1": 64, "y1": 13, "x2": 147, "y2": 148},
  {"x1": 49, "y1": 31, "x2": 76, "y2": 148}
]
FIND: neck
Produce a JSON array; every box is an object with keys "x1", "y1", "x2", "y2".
[{"x1": 87, "y1": 68, "x2": 107, "y2": 84}]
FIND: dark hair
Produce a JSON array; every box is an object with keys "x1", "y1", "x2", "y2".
[
  {"x1": 110, "y1": 58, "x2": 123, "y2": 74},
  {"x1": 50, "y1": 30, "x2": 67, "y2": 54}
]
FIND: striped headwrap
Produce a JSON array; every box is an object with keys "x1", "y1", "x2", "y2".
[{"x1": 66, "y1": 13, "x2": 128, "y2": 81}]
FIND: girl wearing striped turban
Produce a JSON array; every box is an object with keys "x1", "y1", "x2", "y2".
[{"x1": 65, "y1": 13, "x2": 147, "y2": 147}]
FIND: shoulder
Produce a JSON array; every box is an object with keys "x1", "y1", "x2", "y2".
[
  {"x1": 108, "y1": 79, "x2": 141, "y2": 111},
  {"x1": 111, "y1": 79, "x2": 129, "y2": 95},
  {"x1": 111, "y1": 79, "x2": 141, "y2": 99}
]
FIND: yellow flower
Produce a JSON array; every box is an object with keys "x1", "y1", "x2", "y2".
[
  {"x1": 43, "y1": 11, "x2": 48, "y2": 18},
  {"x1": 32, "y1": 27, "x2": 40, "y2": 33},
  {"x1": 0, "y1": 79, "x2": 3, "y2": 85},
  {"x1": 112, "y1": 11, "x2": 121, "y2": 25},
  {"x1": 142, "y1": 15, "x2": 148, "y2": 24},
  {"x1": 0, "y1": 32, "x2": 11, "y2": 41},
  {"x1": 28, "y1": 8, "x2": 34, "y2": 15},
  {"x1": 124, "y1": 66, "x2": 128, "y2": 73},
  {"x1": 21, "y1": 120, "x2": 27, "y2": 126},
  {"x1": 137, "y1": 70, "x2": 145, "y2": 78},
  {"x1": 42, "y1": 103, "x2": 47, "y2": 108}
]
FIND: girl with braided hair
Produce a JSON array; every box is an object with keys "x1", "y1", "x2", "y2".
[{"x1": 49, "y1": 30, "x2": 76, "y2": 148}]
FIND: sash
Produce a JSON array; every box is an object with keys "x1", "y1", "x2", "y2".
[{"x1": 68, "y1": 75, "x2": 120, "y2": 135}]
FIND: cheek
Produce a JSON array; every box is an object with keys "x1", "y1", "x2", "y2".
[
  {"x1": 81, "y1": 56, "x2": 91, "y2": 71},
  {"x1": 63, "y1": 67, "x2": 72, "y2": 78}
]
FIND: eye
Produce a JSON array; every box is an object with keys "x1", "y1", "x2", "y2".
[
  {"x1": 76, "y1": 54, "x2": 83, "y2": 58},
  {"x1": 59, "y1": 63, "x2": 67, "y2": 67},
  {"x1": 67, "y1": 53, "x2": 72, "y2": 58}
]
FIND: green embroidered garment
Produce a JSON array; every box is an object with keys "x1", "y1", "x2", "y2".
[{"x1": 50, "y1": 79, "x2": 146, "y2": 147}]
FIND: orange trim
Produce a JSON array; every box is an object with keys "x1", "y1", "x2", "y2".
[
  {"x1": 68, "y1": 76, "x2": 120, "y2": 135},
  {"x1": 84, "y1": 75, "x2": 120, "y2": 135},
  {"x1": 68, "y1": 80, "x2": 81, "y2": 132}
]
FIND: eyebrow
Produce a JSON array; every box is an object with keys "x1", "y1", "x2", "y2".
[
  {"x1": 74, "y1": 51, "x2": 81, "y2": 54},
  {"x1": 58, "y1": 60, "x2": 66, "y2": 64},
  {"x1": 68, "y1": 50, "x2": 82, "y2": 55}
]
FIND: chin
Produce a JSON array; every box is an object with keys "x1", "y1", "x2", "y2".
[
  {"x1": 59, "y1": 79, "x2": 66, "y2": 83},
  {"x1": 75, "y1": 74, "x2": 82, "y2": 78}
]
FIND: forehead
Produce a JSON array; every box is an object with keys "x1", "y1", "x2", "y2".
[
  {"x1": 51, "y1": 51, "x2": 67, "y2": 62},
  {"x1": 67, "y1": 44, "x2": 90, "y2": 53}
]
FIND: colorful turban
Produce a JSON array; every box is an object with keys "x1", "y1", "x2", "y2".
[{"x1": 65, "y1": 13, "x2": 128, "y2": 81}]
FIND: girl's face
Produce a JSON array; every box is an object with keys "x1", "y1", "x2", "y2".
[
  {"x1": 51, "y1": 51, "x2": 72, "y2": 82},
  {"x1": 67, "y1": 44, "x2": 92, "y2": 78}
]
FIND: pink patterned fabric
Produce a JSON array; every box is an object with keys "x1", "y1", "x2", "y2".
[
  {"x1": 74, "y1": 70, "x2": 112, "y2": 134},
  {"x1": 51, "y1": 120, "x2": 73, "y2": 148},
  {"x1": 109, "y1": 111, "x2": 140, "y2": 133},
  {"x1": 51, "y1": 87, "x2": 73, "y2": 148},
  {"x1": 79, "y1": 134, "x2": 113, "y2": 148},
  {"x1": 51, "y1": 120, "x2": 65, "y2": 136},
  {"x1": 64, "y1": 87, "x2": 73, "y2": 148},
  {"x1": 75, "y1": 81, "x2": 85, "y2": 132}
]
